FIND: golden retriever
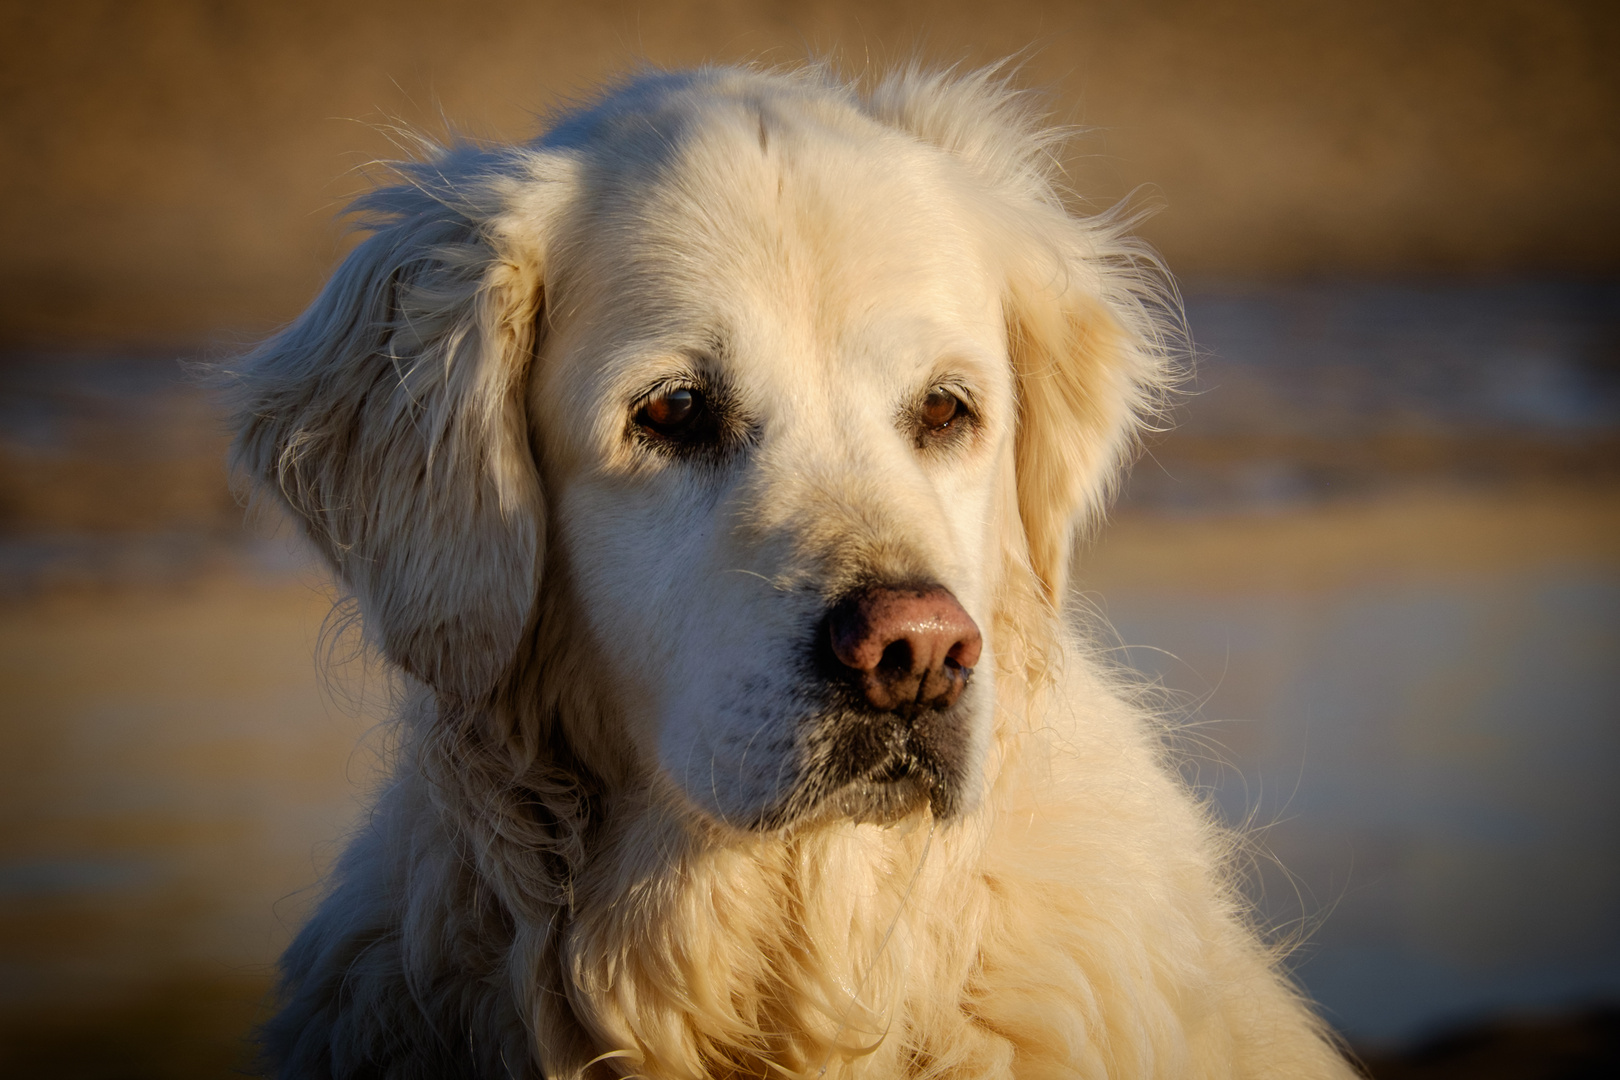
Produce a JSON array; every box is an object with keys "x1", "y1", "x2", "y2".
[{"x1": 227, "y1": 64, "x2": 1354, "y2": 1079}]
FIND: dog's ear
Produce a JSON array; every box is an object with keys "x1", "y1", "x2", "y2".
[
  {"x1": 868, "y1": 66, "x2": 1176, "y2": 604},
  {"x1": 227, "y1": 149, "x2": 574, "y2": 698},
  {"x1": 1001, "y1": 226, "x2": 1174, "y2": 603}
]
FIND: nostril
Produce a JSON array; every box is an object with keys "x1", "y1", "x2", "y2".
[
  {"x1": 946, "y1": 634, "x2": 981, "y2": 671},
  {"x1": 878, "y1": 639, "x2": 913, "y2": 673}
]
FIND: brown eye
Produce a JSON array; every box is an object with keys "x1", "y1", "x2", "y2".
[
  {"x1": 639, "y1": 387, "x2": 702, "y2": 436},
  {"x1": 919, "y1": 388, "x2": 961, "y2": 431}
]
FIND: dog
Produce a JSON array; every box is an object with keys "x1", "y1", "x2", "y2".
[{"x1": 226, "y1": 64, "x2": 1355, "y2": 1079}]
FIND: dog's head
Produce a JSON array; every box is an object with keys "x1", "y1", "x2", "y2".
[{"x1": 228, "y1": 67, "x2": 1171, "y2": 831}]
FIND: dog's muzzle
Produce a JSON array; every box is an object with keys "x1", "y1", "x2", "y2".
[{"x1": 767, "y1": 583, "x2": 982, "y2": 828}]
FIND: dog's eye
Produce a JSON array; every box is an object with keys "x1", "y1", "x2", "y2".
[
  {"x1": 638, "y1": 387, "x2": 704, "y2": 438},
  {"x1": 919, "y1": 388, "x2": 962, "y2": 431}
]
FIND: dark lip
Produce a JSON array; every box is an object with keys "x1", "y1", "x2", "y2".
[
  {"x1": 749, "y1": 764, "x2": 937, "y2": 831},
  {"x1": 745, "y1": 702, "x2": 966, "y2": 832},
  {"x1": 822, "y1": 769, "x2": 933, "y2": 826}
]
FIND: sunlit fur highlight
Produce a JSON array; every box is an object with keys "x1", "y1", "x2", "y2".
[{"x1": 223, "y1": 63, "x2": 1355, "y2": 1079}]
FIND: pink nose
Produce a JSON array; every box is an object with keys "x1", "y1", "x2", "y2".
[{"x1": 827, "y1": 585, "x2": 983, "y2": 713}]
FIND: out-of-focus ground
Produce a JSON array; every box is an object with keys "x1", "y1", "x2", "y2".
[
  {"x1": 0, "y1": 359, "x2": 394, "y2": 1076},
  {"x1": 2, "y1": 2, "x2": 1619, "y2": 1077}
]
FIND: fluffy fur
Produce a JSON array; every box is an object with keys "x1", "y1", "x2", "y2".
[{"x1": 225, "y1": 64, "x2": 1356, "y2": 1079}]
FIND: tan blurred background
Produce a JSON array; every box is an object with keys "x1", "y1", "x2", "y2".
[
  {"x1": 3, "y1": 0, "x2": 1617, "y2": 346},
  {"x1": 1, "y1": 2, "x2": 1618, "y2": 1077}
]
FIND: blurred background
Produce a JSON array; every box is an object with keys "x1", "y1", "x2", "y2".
[{"x1": 1, "y1": 1, "x2": 1616, "y2": 1076}]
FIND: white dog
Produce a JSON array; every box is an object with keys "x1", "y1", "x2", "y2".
[{"x1": 227, "y1": 64, "x2": 1354, "y2": 1079}]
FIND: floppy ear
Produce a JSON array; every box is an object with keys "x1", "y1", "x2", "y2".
[
  {"x1": 1002, "y1": 222, "x2": 1175, "y2": 603},
  {"x1": 226, "y1": 148, "x2": 573, "y2": 698},
  {"x1": 867, "y1": 65, "x2": 1176, "y2": 605}
]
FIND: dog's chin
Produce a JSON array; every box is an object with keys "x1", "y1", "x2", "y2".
[
  {"x1": 822, "y1": 764, "x2": 938, "y2": 826},
  {"x1": 749, "y1": 742, "x2": 965, "y2": 832}
]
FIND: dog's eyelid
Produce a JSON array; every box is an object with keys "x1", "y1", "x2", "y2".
[
  {"x1": 625, "y1": 346, "x2": 725, "y2": 408},
  {"x1": 920, "y1": 377, "x2": 980, "y2": 421},
  {"x1": 631, "y1": 374, "x2": 701, "y2": 407},
  {"x1": 933, "y1": 380, "x2": 980, "y2": 416},
  {"x1": 918, "y1": 356, "x2": 978, "y2": 395}
]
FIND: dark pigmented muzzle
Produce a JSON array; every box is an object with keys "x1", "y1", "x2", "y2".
[{"x1": 827, "y1": 584, "x2": 982, "y2": 713}]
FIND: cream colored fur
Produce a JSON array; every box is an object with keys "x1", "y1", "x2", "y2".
[{"x1": 226, "y1": 64, "x2": 1356, "y2": 1079}]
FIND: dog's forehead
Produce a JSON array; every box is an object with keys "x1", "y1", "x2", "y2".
[{"x1": 554, "y1": 92, "x2": 1007, "y2": 376}]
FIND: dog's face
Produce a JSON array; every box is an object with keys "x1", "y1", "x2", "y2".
[
  {"x1": 536, "y1": 100, "x2": 1014, "y2": 826},
  {"x1": 229, "y1": 69, "x2": 1167, "y2": 837}
]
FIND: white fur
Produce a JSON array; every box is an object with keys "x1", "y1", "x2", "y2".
[{"x1": 225, "y1": 64, "x2": 1355, "y2": 1079}]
